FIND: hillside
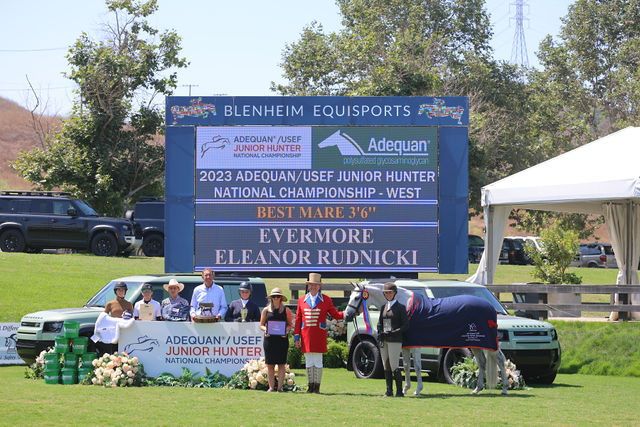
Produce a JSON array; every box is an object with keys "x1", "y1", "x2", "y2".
[{"x1": 0, "y1": 97, "x2": 61, "y2": 190}]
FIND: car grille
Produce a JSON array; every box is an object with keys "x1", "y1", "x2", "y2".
[
  {"x1": 513, "y1": 330, "x2": 547, "y2": 337},
  {"x1": 21, "y1": 321, "x2": 40, "y2": 327}
]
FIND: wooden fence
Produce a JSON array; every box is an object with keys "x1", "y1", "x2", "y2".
[{"x1": 288, "y1": 282, "x2": 640, "y2": 320}]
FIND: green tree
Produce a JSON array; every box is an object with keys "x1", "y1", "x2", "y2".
[
  {"x1": 530, "y1": 0, "x2": 640, "y2": 149},
  {"x1": 272, "y1": 0, "x2": 540, "y2": 212},
  {"x1": 12, "y1": 0, "x2": 187, "y2": 216},
  {"x1": 524, "y1": 221, "x2": 582, "y2": 284}
]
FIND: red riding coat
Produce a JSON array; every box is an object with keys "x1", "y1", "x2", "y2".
[{"x1": 294, "y1": 293, "x2": 344, "y2": 353}]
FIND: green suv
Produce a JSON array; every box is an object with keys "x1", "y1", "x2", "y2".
[
  {"x1": 346, "y1": 279, "x2": 561, "y2": 384},
  {"x1": 16, "y1": 274, "x2": 267, "y2": 364}
]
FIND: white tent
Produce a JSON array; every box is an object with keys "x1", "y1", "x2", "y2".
[{"x1": 468, "y1": 127, "x2": 640, "y2": 319}]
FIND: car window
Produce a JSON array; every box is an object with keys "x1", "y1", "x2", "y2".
[
  {"x1": 602, "y1": 245, "x2": 614, "y2": 255},
  {"x1": 580, "y1": 246, "x2": 600, "y2": 255},
  {"x1": 135, "y1": 203, "x2": 164, "y2": 219},
  {"x1": 420, "y1": 286, "x2": 507, "y2": 315},
  {"x1": 29, "y1": 200, "x2": 53, "y2": 214},
  {"x1": 6, "y1": 199, "x2": 31, "y2": 214},
  {"x1": 52, "y1": 200, "x2": 74, "y2": 215},
  {"x1": 85, "y1": 281, "x2": 143, "y2": 307},
  {"x1": 73, "y1": 200, "x2": 99, "y2": 216}
]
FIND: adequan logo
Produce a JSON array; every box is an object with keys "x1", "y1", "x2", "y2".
[
  {"x1": 123, "y1": 335, "x2": 159, "y2": 355},
  {"x1": 200, "y1": 135, "x2": 230, "y2": 157},
  {"x1": 318, "y1": 129, "x2": 429, "y2": 157}
]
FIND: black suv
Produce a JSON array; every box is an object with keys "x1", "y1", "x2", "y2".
[
  {"x1": 0, "y1": 191, "x2": 141, "y2": 256},
  {"x1": 125, "y1": 197, "x2": 164, "y2": 257}
]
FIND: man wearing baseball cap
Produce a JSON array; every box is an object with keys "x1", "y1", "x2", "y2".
[{"x1": 133, "y1": 283, "x2": 163, "y2": 321}]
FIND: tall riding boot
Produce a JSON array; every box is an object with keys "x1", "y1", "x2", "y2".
[
  {"x1": 383, "y1": 370, "x2": 393, "y2": 397},
  {"x1": 394, "y1": 368, "x2": 404, "y2": 397},
  {"x1": 306, "y1": 367, "x2": 315, "y2": 393},
  {"x1": 314, "y1": 367, "x2": 322, "y2": 394}
]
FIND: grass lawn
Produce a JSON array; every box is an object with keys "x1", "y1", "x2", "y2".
[{"x1": 1, "y1": 366, "x2": 639, "y2": 426}]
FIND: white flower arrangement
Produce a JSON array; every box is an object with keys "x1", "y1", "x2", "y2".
[
  {"x1": 227, "y1": 357, "x2": 298, "y2": 391},
  {"x1": 326, "y1": 316, "x2": 347, "y2": 339},
  {"x1": 83, "y1": 352, "x2": 145, "y2": 387}
]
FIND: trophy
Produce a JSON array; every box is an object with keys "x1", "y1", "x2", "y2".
[
  {"x1": 240, "y1": 308, "x2": 248, "y2": 322},
  {"x1": 195, "y1": 302, "x2": 216, "y2": 323}
]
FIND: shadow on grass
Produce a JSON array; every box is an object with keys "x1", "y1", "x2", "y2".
[
  {"x1": 530, "y1": 382, "x2": 582, "y2": 389},
  {"x1": 318, "y1": 391, "x2": 536, "y2": 398}
]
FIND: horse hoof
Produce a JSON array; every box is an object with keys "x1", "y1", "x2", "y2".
[
  {"x1": 415, "y1": 385, "x2": 423, "y2": 395},
  {"x1": 471, "y1": 388, "x2": 480, "y2": 395},
  {"x1": 502, "y1": 389, "x2": 508, "y2": 395},
  {"x1": 403, "y1": 387, "x2": 410, "y2": 394}
]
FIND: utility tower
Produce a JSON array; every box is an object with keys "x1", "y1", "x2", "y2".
[{"x1": 510, "y1": 0, "x2": 529, "y2": 67}]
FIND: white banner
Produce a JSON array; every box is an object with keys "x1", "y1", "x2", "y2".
[
  {"x1": 1, "y1": 323, "x2": 25, "y2": 365},
  {"x1": 118, "y1": 321, "x2": 264, "y2": 377}
]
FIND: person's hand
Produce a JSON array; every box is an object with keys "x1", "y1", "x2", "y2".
[
  {"x1": 295, "y1": 340, "x2": 301, "y2": 348},
  {"x1": 216, "y1": 314, "x2": 222, "y2": 321},
  {"x1": 378, "y1": 332, "x2": 387, "y2": 340},
  {"x1": 265, "y1": 333, "x2": 270, "y2": 337}
]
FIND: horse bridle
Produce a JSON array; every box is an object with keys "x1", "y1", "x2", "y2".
[{"x1": 347, "y1": 284, "x2": 365, "y2": 341}]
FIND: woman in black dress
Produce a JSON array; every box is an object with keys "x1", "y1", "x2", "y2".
[{"x1": 260, "y1": 288, "x2": 293, "y2": 392}]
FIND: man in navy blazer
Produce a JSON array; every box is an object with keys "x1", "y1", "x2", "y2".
[{"x1": 225, "y1": 282, "x2": 261, "y2": 322}]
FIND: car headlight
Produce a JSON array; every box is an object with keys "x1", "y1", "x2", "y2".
[
  {"x1": 43, "y1": 321, "x2": 64, "y2": 333},
  {"x1": 497, "y1": 329, "x2": 509, "y2": 342},
  {"x1": 550, "y1": 328, "x2": 558, "y2": 340}
]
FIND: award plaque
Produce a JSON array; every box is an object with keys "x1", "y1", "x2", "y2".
[
  {"x1": 138, "y1": 303, "x2": 154, "y2": 321},
  {"x1": 383, "y1": 319, "x2": 392, "y2": 333},
  {"x1": 267, "y1": 320, "x2": 286, "y2": 336}
]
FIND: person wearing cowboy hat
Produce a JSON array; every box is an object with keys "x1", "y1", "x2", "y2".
[
  {"x1": 294, "y1": 273, "x2": 344, "y2": 394},
  {"x1": 377, "y1": 282, "x2": 409, "y2": 397},
  {"x1": 161, "y1": 279, "x2": 190, "y2": 321},
  {"x1": 260, "y1": 288, "x2": 293, "y2": 392},
  {"x1": 225, "y1": 281, "x2": 261, "y2": 322}
]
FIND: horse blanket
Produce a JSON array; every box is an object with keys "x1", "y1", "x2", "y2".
[{"x1": 402, "y1": 292, "x2": 498, "y2": 351}]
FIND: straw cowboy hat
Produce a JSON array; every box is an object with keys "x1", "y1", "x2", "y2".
[
  {"x1": 163, "y1": 278, "x2": 184, "y2": 292},
  {"x1": 306, "y1": 272, "x2": 323, "y2": 286},
  {"x1": 267, "y1": 287, "x2": 288, "y2": 302}
]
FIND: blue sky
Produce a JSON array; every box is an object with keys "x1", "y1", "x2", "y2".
[{"x1": 0, "y1": 0, "x2": 572, "y2": 116}]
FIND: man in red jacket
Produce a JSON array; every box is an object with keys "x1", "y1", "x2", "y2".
[{"x1": 294, "y1": 273, "x2": 344, "y2": 394}]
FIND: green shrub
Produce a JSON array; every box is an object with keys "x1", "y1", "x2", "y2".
[
  {"x1": 324, "y1": 339, "x2": 348, "y2": 368},
  {"x1": 525, "y1": 222, "x2": 582, "y2": 284},
  {"x1": 287, "y1": 335, "x2": 304, "y2": 368}
]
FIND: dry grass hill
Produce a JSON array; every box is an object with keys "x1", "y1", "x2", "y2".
[{"x1": 0, "y1": 97, "x2": 61, "y2": 190}]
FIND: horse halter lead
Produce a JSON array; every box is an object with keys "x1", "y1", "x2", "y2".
[{"x1": 348, "y1": 287, "x2": 365, "y2": 341}]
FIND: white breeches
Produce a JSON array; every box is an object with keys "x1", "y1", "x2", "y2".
[
  {"x1": 380, "y1": 341, "x2": 402, "y2": 371},
  {"x1": 304, "y1": 352, "x2": 323, "y2": 368}
]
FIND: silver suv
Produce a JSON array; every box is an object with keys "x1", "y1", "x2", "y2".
[{"x1": 571, "y1": 243, "x2": 614, "y2": 268}]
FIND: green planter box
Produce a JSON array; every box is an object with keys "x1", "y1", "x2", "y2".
[
  {"x1": 78, "y1": 368, "x2": 92, "y2": 382},
  {"x1": 44, "y1": 372, "x2": 60, "y2": 385},
  {"x1": 63, "y1": 353, "x2": 79, "y2": 369},
  {"x1": 54, "y1": 337, "x2": 71, "y2": 354},
  {"x1": 63, "y1": 321, "x2": 80, "y2": 338},
  {"x1": 61, "y1": 368, "x2": 77, "y2": 385},
  {"x1": 71, "y1": 337, "x2": 89, "y2": 354}
]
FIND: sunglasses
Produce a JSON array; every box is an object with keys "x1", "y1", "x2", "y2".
[{"x1": 271, "y1": 295, "x2": 282, "y2": 299}]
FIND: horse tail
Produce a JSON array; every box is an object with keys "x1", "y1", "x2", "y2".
[{"x1": 486, "y1": 350, "x2": 498, "y2": 389}]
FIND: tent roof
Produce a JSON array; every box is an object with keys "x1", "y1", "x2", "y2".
[{"x1": 481, "y1": 127, "x2": 640, "y2": 215}]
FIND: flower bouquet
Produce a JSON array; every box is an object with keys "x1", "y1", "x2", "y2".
[
  {"x1": 25, "y1": 348, "x2": 56, "y2": 379},
  {"x1": 82, "y1": 351, "x2": 146, "y2": 387},
  {"x1": 226, "y1": 357, "x2": 298, "y2": 391},
  {"x1": 451, "y1": 356, "x2": 527, "y2": 390},
  {"x1": 326, "y1": 316, "x2": 347, "y2": 339}
]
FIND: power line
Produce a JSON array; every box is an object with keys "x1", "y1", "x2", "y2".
[{"x1": 0, "y1": 47, "x2": 67, "y2": 53}]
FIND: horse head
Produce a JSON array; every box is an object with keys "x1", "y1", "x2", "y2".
[
  {"x1": 317, "y1": 130, "x2": 364, "y2": 156},
  {"x1": 343, "y1": 281, "x2": 364, "y2": 322}
]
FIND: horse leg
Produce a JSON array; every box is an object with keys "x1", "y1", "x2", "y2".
[
  {"x1": 413, "y1": 348, "x2": 423, "y2": 395},
  {"x1": 471, "y1": 348, "x2": 486, "y2": 395},
  {"x1": 498, "y1": 350, "x2": 508, "y2": 395},
  {"x1": 402, "y1": 348, "x2": 412, "y2": 394}
]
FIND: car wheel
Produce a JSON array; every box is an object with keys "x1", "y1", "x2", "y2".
[
  {"x1": 91, "y1": 232, "x2": 117, "y2": 257},
  {"x1": 142, "y1": 234, "x2": 164, "y2": 257},
  {"x1": 440, "y1": 348, "x2": 472, "y2": 384},
  {"x1": 587, "y1": 262, "x2": 598, "y2": 268},
  {"x1": 529, "y1": 371, "x2": 557, "y2": 385},
  {"x1": 0, "y1": 229, "x2": 26, "y2": 252},
  {"x1": 351, "y1": 340, "x2": 384, "y2": 379}
]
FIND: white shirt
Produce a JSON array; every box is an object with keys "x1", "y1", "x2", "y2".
[
  {"x1": 133, "y1": 299, "x2": 162, "y2": 320},
  {"x1": 386, "y1": 299, "x2": 397, "y2": 311},
  {"x1": 241, "y1": 298, "x2": 249, "y2": 308},
  {"x1": 190, "y1": 282, "x2": 228, "y2": 317}
]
